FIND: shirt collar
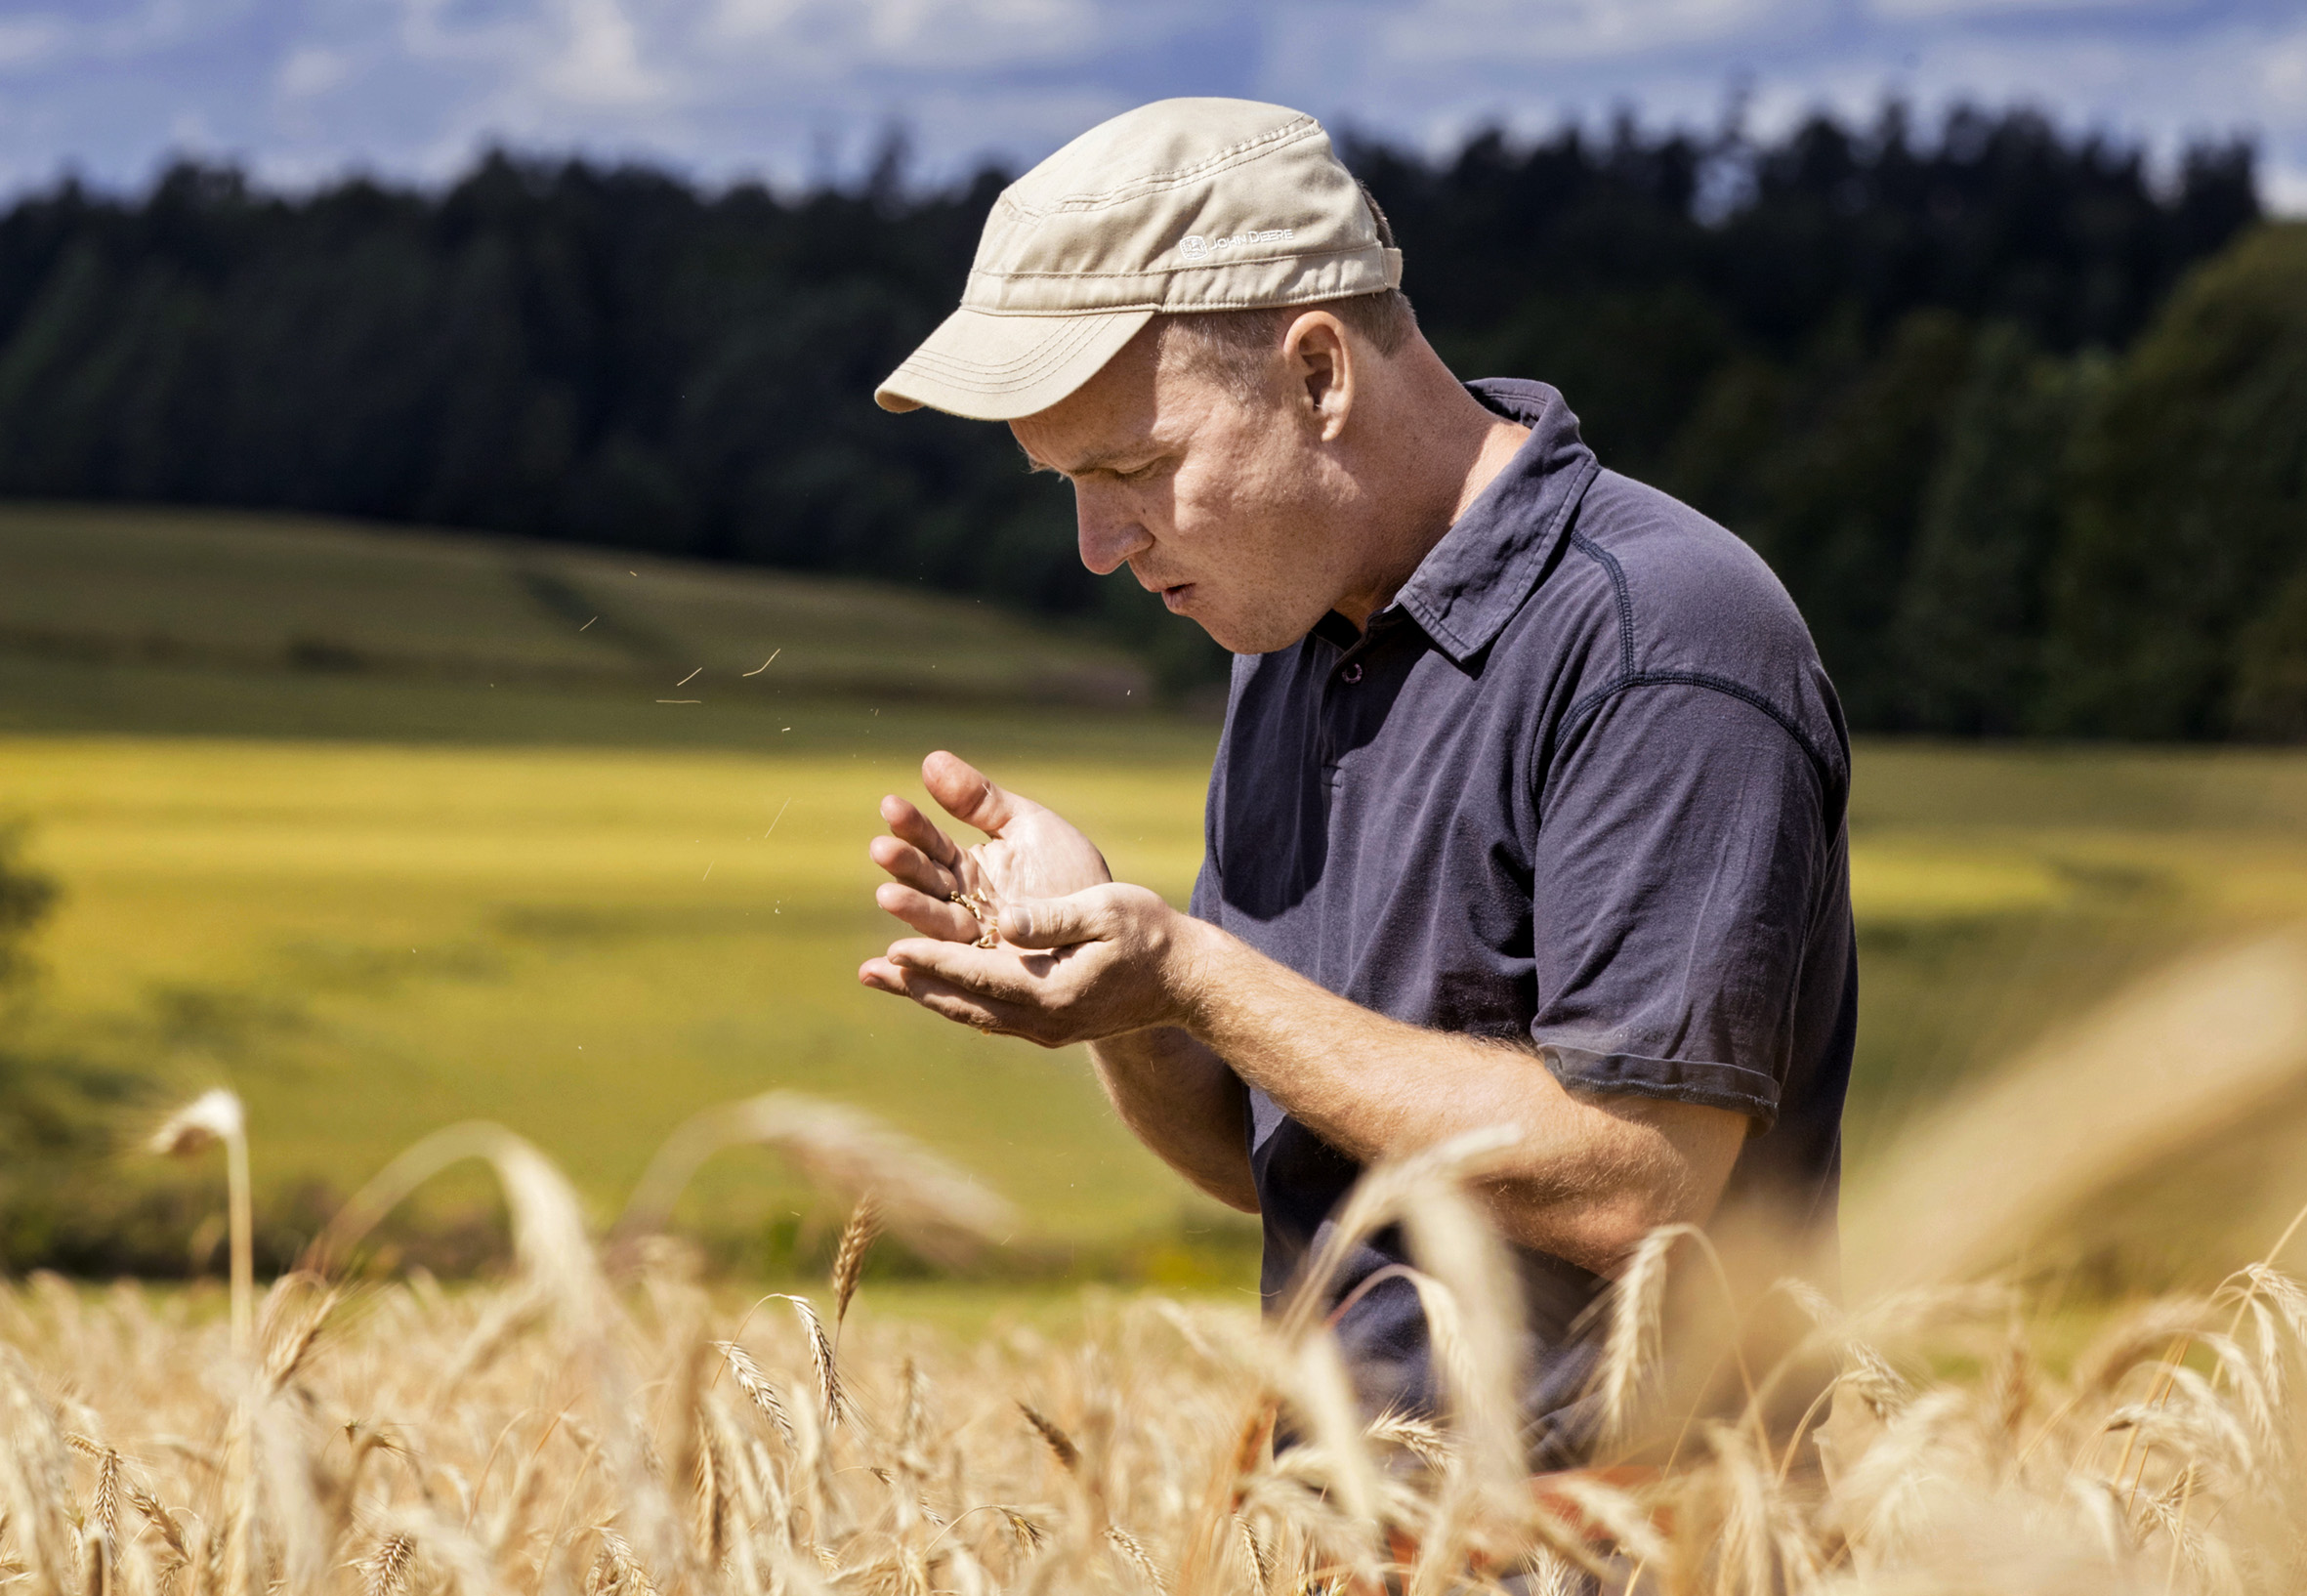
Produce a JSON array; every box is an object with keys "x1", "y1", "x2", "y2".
[{"x1": 1381, "y1": 379, "x2": 1601, "y2": 665}]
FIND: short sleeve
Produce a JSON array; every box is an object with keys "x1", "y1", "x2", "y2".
[
  {"x1": 1190, "y1": 736, "x2": 1226, "y2": 924},
  {"x1": 1189, "y1": 654, "x2": 1250, "y2": 927},
  {"x1": 1530, "y1": 681, "x2": 1835, "y2": 1129},
  {"x1": 1190, "y1": 853, "x2": 1222, "y2": 922}
]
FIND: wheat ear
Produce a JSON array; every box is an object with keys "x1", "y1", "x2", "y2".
[
  {"x1": 1017, "y1": 1403, "x2": 1081, "y2": 1472},
  {"x1": 713, "y1": 1340, "x2": 797, "y2": 1449},
  {"x1": 359, "y1": 1532, "x2": 416, "y2": 1596},
  {"x1": 830, "y1": 1196, "x2": 881, "y2": 1340}
]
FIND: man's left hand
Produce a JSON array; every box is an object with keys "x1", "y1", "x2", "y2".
[{"x1": 860, "y1": 883, "x2": 1195, "y2": 1048}]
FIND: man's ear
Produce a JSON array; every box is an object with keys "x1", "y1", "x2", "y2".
[{"x1": 1281, "y1": 311, "x2": 1355, "y2": 441}]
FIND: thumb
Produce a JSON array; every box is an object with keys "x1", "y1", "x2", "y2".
[
  {"x1": 999, "y1": 887, "x2": 1117, "y2": 949},
  {"x1": 923, "y1": 749, "x2": 1027, "y2": 837}
]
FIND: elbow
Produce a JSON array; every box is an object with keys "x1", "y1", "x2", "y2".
[
  {"x1": 1496, "y1": 1185, "x2": 1689, "y2": 1279},
  {"x1": 1554, "y1": 1201, "x2": 1667, "y2": 1279},
  {"x1": 1185, "y1": 1164, "x2": 1262, "y2": 1216},
  {"x1": 1212, "y1": 1170, "x2": 1263, "y2": 1215},
  {"x1": 1488, "y1": 1099, "x2": 1746, "y2": 1275}
]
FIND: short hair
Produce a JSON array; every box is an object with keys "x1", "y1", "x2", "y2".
[
  {"x1": 1155, "y1": 288, "x2": 1419, "y2": 402},
  {"x1": 1154, "y1": 181, "x2": 1417, "y2": 399}
]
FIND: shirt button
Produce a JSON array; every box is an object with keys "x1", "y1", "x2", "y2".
[{"x1": 1341, "y1": 662, "x2": 1363, "y2": 684}]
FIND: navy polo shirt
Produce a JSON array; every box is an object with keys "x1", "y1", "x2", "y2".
[{"x1": 1189, "y1": 379, "x2": 1855, "y2": 1461}]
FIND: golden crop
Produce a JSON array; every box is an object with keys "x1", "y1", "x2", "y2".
[{"x1": 10, "y1": 933, "x2": 2307, "y2": 1596}]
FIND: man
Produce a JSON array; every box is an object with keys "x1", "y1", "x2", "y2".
[{"x1": 858, "y1": 98, "x2": 1854, "y2": 1462}]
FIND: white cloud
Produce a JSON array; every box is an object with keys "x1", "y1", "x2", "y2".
[
  {"x1": 2265, "y1": 163, "x2": 2307, "y2": 210},
  {"x1": 0, "y1": 0, "x2": 233, "y2": 75},
  {"x1": 0, "y1": 17, "x2": 69, "y2": 70},
  {"x1": 1357, "y1": 0, "x2": 1819, "y2": 66},
  {"x1": 276, "y1": 42, "x2": 347, "y2": 97},
  {"x1": 0, "y1": 0, "x2": 2296, "y2": 215},
  {"x1": 168, "y1": 106, "x2": 219, "y2": 148},
  {"x1": 536, "y1": 0, "x2": 671, "y2": 108},
  {"x1": 854, "y1": 0, "x2": 1100, "y2": 63},
  {"x1": 398, "y1": 0, "x2": 536, "y2": 70},
  {"x1": 1867, "y1": 0, "x2": 2188, "y2": 21}
]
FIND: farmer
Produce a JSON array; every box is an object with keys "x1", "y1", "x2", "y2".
[{"x1": 859, "y1": 98, "x2": 1853, "y2": 1464}]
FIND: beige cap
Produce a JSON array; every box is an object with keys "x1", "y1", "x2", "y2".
[{"x1": 875, "y1": 98, "x2": 1403, "y2": 421}]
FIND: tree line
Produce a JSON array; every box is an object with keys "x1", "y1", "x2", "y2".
[{"x1": 0, "y1": 105, "x2": 2301, "y2": 736}]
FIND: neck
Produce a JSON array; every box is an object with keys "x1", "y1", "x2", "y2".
[{"x1": 1329, "y1": 350, "x2": 1531, "y2": 631}]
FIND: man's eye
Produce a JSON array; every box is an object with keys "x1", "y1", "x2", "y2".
[{"x1": 1114, "y1": 460, "x2": 1165, "y2": 483}]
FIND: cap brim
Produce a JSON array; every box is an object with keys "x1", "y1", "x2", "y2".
[{"x1": 875, "y1": 306, "x2": 1155, "y2": 421}]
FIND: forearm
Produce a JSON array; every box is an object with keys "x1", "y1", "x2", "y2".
[
  {"x1": 868, "y1": 875, "x2": 1741, "y2": 1274},
  {"x1": 1087, "y1": 1027, "x2": 1259, "y2": 1212},
  {"x1": 1167, "y1": 917, "x2": 1731, "y2": 1272}
]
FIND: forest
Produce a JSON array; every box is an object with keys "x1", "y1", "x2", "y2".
[{"x1": 0, "y1": 105, "x2": 2302, "y2": 736}]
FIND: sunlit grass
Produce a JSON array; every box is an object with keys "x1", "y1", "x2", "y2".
[
  {"x1": 3, "y1": 733, "x2": 1223, "y2": 1257},
  {"x1": 1849, "y1": 843, "x2": 2072, "y2": 918},
  {"x1": 10, "y1": 727, "x2": 2307, "y2": 1281}
]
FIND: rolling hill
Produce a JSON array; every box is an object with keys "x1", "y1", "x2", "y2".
[{"x1": 0, "y1": 501, "x2": 1151, "y2": 740}]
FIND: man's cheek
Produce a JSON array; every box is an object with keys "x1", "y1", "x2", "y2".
[{"x1": 1126, "y1": 477, "x2": 1181, "y2": 531}]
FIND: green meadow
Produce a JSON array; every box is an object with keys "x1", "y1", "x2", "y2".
[{"x1": 4, "y1": 503, "x2": 2306, "y2": 1286}]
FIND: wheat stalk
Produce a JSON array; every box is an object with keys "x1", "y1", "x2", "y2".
[
  {"x1": 148, "y1": 1090, "x2": 254, "y2": 1359},
  {"x1": 830, "y1": 1196, "x2": 882, "y2": 1339}
]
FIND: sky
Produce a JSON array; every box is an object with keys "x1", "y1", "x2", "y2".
[{"x1": 0, "y1": 0, "x2": 2301, "y2": 211}]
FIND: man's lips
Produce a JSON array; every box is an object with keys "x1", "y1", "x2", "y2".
[{"x1": 1130, "y1": 564, "x2": 1195, "y2": 610}]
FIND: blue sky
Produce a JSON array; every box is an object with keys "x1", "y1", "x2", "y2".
[{"x1": 2, "y1": 0, "x2": 2301, "y2": 209}]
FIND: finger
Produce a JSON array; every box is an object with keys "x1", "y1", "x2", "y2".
[
  {"x1": 922, "y1": 750, "x2": 1035, "y2": 838},
  {"x1": 879, "y1": 793, "x2": 966, "y2": 873},
  {"x1": 884, "y1": 938, "x2": 1042, "y2": 1003},
  {"x1": 999, "y1": 886, "x2": 1120, "y2": 949},
  {"x1": 868, "y1": 833, "x2": 958, "y2": 899},
  {"x1": 874, "y1": 881, "x2": 983, "y2": 942},
  {"x1": 859, "y1": 958, "x2": 1038, "y2": 1035}
]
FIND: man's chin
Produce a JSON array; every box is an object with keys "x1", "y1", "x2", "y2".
[
  {"x1": 1150, "y1": 580, "x2": 1310, "y2": 654},
  {"x1": 1192, "y1": 610, "x2": 1311, "y2": 657}
]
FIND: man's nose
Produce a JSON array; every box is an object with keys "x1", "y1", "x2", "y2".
[{"x1": 1075, "y1": 489, "x2": 1153, "y2": 576}]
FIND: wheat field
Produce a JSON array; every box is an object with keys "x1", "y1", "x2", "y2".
[
  {"x1": 11, "y1": 513, "x2": 2307, "y2": 1588},
  {"x1": 8, "y1": 927, "x2": 2307, "y2": 1596}
]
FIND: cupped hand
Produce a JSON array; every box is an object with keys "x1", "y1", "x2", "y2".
[
  {"x1": 860, "y1": 882, "x2": 1195, "y2": 1048},
  {"x1": 864, "y1": 750, "x2": 1113, "y2": 948}
]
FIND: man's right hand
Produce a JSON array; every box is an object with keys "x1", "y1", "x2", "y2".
[
  {"x1": 865, "y1": 751, "x2": 1113, "y2": 947},
  {"x1": 861, "y1": 749, "x2": 1258, "y2": 1211}
]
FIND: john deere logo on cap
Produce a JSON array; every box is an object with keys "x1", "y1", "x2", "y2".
[{"x1": 1177, "y1": 228, "x2": 1296, "y2": 266}]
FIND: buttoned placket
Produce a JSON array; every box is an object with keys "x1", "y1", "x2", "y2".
[{"x1": 1319, "y1": 610, "x2": 1399, "y2": 776}]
